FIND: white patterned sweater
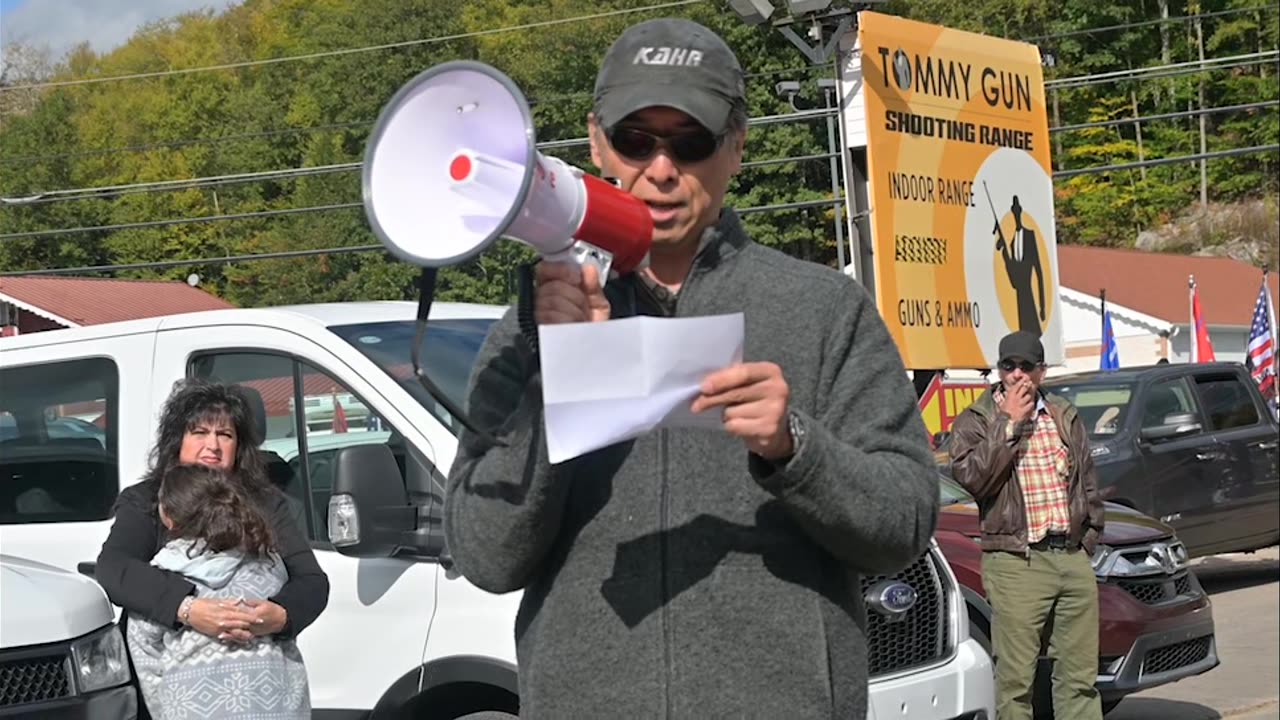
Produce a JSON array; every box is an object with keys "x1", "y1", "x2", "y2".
[{"x1": 126, "y1": 539, "x2": 311, "y2": 720}]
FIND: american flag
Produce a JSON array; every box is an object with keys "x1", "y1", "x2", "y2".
[{"x1": 1246, "y1": 278, "x2": 1277, "y2": 412}]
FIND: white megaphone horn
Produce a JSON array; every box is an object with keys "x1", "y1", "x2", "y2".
[{"x1": 362, "y1": 60, "x2": 653, "y2": 280}]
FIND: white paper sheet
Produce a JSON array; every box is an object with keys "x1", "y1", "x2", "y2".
[{"x1": 538, "y1": 313, "x2": 745, "y2": 463}]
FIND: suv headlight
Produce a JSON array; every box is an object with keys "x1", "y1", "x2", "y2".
[{"x1": 70, "y1": 624, "x2": 131, "y2": 694}]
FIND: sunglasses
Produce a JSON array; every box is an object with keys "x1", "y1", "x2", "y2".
[
  {"x1": 998, "y1": 359, "x2": 1041, "y2": 373},
  {"x1": 606, "y1": 126, "x2": 725, "y2": 164}
]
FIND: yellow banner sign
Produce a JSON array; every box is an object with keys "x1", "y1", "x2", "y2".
[{"x1": 858, "y1": 12, "x2": 1064, "y2": 369}]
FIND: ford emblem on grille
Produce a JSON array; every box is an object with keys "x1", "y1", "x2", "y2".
[{"x1": 865, "y1": 580, "x2": 918, "y2": 620}]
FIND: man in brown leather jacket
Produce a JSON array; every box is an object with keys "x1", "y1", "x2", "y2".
[{"x1": 949, "y1": 331, "x2": 1105, "y2": 720}]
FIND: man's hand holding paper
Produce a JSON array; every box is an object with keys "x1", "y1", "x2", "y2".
[{"x1": 537, "y1": 311, "x2": 745, "y2": 464}]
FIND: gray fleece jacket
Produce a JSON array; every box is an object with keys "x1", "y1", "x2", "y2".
[{"x1": 444, "y1": 210, "x2": 939, "y2": 719}]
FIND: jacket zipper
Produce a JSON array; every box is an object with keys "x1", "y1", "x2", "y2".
[{"x1": 659, "y1": 428, "x2": 672, "y2": 718}]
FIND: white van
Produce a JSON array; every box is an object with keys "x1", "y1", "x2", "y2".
[
  {"x1": 0, "y1": 554, "x2": 137, "y2": 717},
  {"x1": 0, "y1": 301, "x2": 993, "y2": 719}
]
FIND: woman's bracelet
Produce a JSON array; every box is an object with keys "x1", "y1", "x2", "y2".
[{"x1": 177, "y1": 595, "x2": 195, "y2": 625}]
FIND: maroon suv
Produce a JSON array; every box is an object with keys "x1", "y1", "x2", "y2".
[{"x1": 935, "y1": 474, "x2": 1219, "y2": 716}]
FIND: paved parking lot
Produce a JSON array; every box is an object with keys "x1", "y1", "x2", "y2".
[{"x1": 1108, "y1": 547, "x2": 1279, "y2": 720}]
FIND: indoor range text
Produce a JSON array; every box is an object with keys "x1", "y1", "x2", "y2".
[
  {"x1": 888, "y1": 173, "x2": 975, "y2": 207},
  {"x1": 898, "y1": 298, "x2": 982, "y2": 328}
]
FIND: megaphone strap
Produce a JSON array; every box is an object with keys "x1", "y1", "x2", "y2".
[{"x1": 516, "y1": 262, "x2": 542, "y2": 364}]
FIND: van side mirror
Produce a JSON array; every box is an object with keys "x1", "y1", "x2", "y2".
[
  {"x1": 328, "y1": 444, "x2": 444, "y2": 559},
  {"x1": 1140, "y1": 412, "x2": 1202, "y2": 442}
]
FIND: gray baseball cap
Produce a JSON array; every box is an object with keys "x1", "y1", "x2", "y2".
[
  {"x1": 998, "y1": 331, "x2": 1045, "y2": 364},
  {"x1": 593, "y1": 18, "x2": 746, "y2": 135}
]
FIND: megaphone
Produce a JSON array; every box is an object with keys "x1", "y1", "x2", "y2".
[{"x1": 362, "y1": 60, "x2": 653, "y2": 280}]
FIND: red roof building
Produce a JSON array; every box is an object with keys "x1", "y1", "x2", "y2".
[
  {"x1": 0, "y1": 276, "x2": 235, "y2": 336},
  {"x1": 1057, "y1": 245, "x2": 1278, "y2": 328}
]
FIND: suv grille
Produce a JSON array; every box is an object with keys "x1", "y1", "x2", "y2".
[
  {"x1": 0, "y1": 654, "x2": 72, "y2": 707},
  {"x1": 1143, "y1": 636, "x2": 1212, "y2": 677},
  {"x1": 862, "y1": 549, "x2": 951, "y2": 677},
  {"x1": 1118, "y1": 571, "x2": 1198, "y2": 605}
]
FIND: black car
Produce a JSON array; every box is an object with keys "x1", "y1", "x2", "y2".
[{"x1": 1045, "y1": 361, "x2": 1279, "y2": 557}]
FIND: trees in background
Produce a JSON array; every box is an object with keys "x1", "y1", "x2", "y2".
[{"x1": 1, "y1": 0, "x2": 1275, "y2": 306}]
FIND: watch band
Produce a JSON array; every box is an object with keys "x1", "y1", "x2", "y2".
[{"x1": 787, "y1": 410, "x2": 806, "y2": 449}]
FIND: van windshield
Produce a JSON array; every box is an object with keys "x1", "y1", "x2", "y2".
[{"x1": 329, "y1": 318, "x2": 497, "y2": 436}]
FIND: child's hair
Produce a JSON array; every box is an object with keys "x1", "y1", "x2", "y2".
[{"x1": 159, "y1": 464, "x2": 275, "y2": 558}]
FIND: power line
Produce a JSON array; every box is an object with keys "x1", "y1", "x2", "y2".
[
  {"x1": 0, "y1": 0, "x2": 706, "y2": 92},
  {"x1": 6, "y1": 47, "x2": 1273, "y2": 206},
  {"x1": 11, "y1": 40, "x2": 1268, "y2": 182},
  {"x1": 0, "y1": 146, "x2": 841, "y2": 219},
  {"x1": 1053, "y1": 144, "x2": 1280, "y2": 179},
  {"x1": 0, "y1": 64, "x2": 826, "y2": 166},
  {"x1": 10, "y1": 42, "x2": 1272, "y2": 171},
  {"x1": 3, "y1": 108, "x2": 841, "y2": 205},
  {"x1": 1027, "y1": 4, "x2": 1277, "y2": 44},
  {"x1": 0, "y1": 120, "x2": 368, "y2": 165},
  {"x1": 1044, "y1": 50, "x2": 1279, "y2": 90},
  {"x1": 0, "y1": 197, "x2": 848, "y2": 276},
  {"x1": 0, "y1": 202, "x2": 364, "y2": 240},
  {"x1": 0, "y1": 244, "x2": 383, "y2": 276},
  {"x1": 1050, "y1": 100, "x2": 1280, "y2": 134},
  {"x1": 1, "y1": 163, "x2": 360, "y2": 205}
]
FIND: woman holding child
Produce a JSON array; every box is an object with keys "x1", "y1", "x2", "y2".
[{"x1": 96, "y1": 379, "x2": 329, "y2": 718}]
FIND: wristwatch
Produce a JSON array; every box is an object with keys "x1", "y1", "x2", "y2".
[{"x1": 787, "y1": 410, "x2": 806, "y2": 452}]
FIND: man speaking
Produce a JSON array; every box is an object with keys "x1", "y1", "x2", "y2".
[{"x1": 444, "y1": 18, "x2": 938, "y2": 718}]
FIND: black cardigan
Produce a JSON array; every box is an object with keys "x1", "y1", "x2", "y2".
[{"x1": 96, "y1": 479, "x2": 330, "y2": 638}]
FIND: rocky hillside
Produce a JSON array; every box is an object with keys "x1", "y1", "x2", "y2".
[{"x1": 1135, "y1": 199, "x2": 1280, "y2": 270}]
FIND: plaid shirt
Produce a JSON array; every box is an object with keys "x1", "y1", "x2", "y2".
[{"x1": 997, "y1": 389, "x2": 1071, "y2": 543}]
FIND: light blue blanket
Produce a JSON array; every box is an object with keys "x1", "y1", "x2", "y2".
[{"x1": 126, "y1": 539, "x2": 311, "y2": 720}]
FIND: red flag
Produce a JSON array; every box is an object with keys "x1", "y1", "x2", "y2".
[
  {"x1": 1190, "y1": 275, "x2": 1216, "y2": 363},
  {"x1": 332, "y1": 393, "x2": 349, "y2": 434}
]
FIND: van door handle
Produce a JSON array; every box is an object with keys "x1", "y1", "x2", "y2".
[
  {"x1": 77, "y1": 561, "x2": 96, "y2": 578},
  {"x1": 1252, "y1": 440, "x2": 1278, "y2": 450},
  {"x1": 1195, "y1": 451, "x2": 1223, "y2": 461}
]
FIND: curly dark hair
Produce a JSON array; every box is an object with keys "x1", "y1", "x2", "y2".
[
  {"x1": 145, "y1": 378, "x2": 269, "y2": 499},
  {"x1": 160, "y1": 464, "x2": 275, "y2": 558}
]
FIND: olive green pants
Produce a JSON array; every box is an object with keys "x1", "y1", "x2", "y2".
[{"x1": 982, "y1": 548, "x2": 1102, "y2": 720}]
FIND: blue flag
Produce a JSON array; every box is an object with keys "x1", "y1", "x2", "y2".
[{"x1": 1101, "y1": 304, "x2": 1120, "y2": 370}]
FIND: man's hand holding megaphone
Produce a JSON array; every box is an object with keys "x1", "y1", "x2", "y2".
[{"x1": 534, "y1": 262, "x2": 611, "y2": 325}]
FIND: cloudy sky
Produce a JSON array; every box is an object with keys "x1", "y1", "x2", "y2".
[{"x1": 1, "y1": 0, "x2": 239, "y2": 61}]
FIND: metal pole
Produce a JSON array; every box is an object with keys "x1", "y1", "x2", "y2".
[
  {"x1": 831, "y1": 31, "x2": 860, "y2": 281},
  {"x1": 825, "y1": 87, "x2": 846, "y2": 272}
]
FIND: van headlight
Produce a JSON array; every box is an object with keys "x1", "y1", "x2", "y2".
[{"x1": 70, "y1": 625, "x2": 131, "y2": 694}]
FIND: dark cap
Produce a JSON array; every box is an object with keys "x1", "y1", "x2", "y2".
[
  {"x1": 998, "y1": 331, "x2": 1045, "y2": 365},
  {"x1": 593, "y1": 18, "x2": 745, "y2": 135}
]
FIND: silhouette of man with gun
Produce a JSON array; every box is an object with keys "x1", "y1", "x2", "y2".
[{"x1": 985, "y1": 184, "x2": 1045, "y2": 334}]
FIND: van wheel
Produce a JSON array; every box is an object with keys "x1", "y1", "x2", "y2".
[{"x1": 455, "y1": 713, "x2": 517, "y2": 720}]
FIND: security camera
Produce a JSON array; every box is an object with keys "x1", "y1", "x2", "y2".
[{"x1": 775, "y1": 80, "x2": 801, "y2": 96}]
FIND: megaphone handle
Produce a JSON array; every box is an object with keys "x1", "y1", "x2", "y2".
[{"x1": 544, "y1": 240, "x2": 615, "y2": 288}]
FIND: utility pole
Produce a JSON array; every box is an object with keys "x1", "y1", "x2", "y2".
[
  {"x1": 728, "y1": 1, "x2": 886, "y2": 277},
  {"x1": 1194, "y1": 3, "x2": 1208, "y2": 207},
  {"x1": 821, "y1": 77, "x2": 846, "y2": 272}
]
